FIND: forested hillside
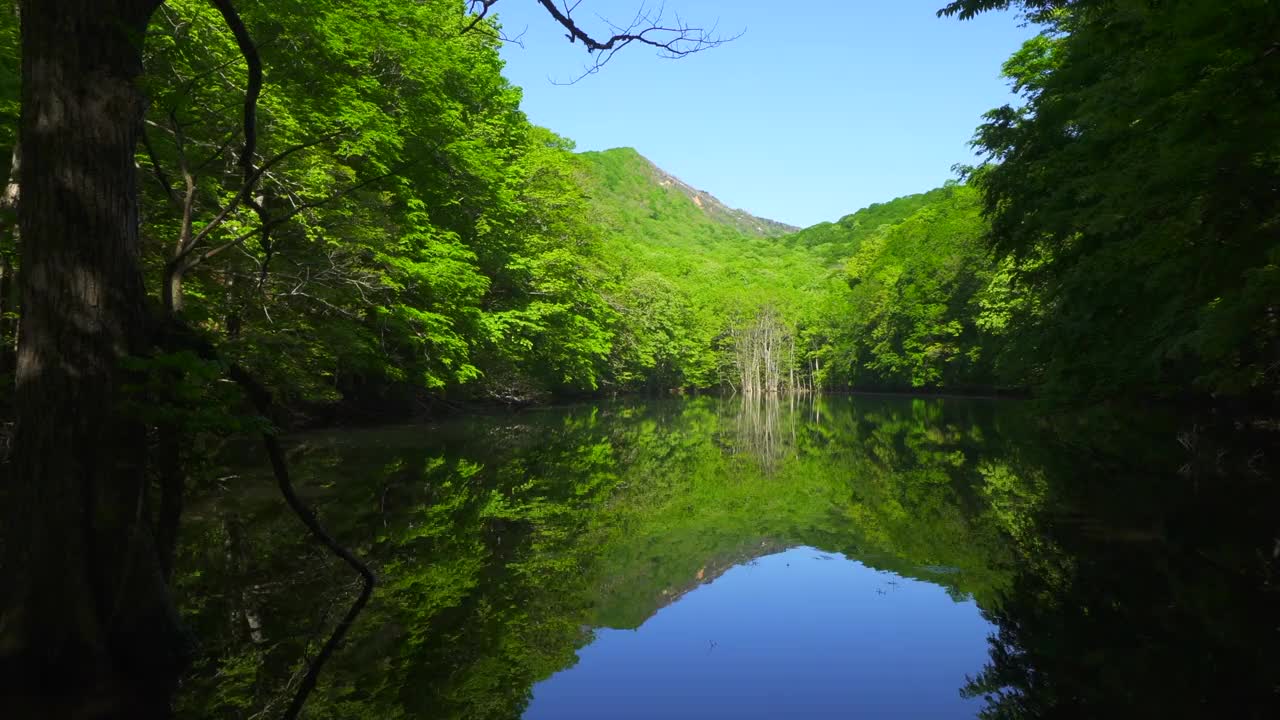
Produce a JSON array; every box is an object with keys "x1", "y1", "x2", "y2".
[
  {"x1": 810, "y1": 184, "x2": 1008, "y2": 392},
  {"x1": 782, "y1": 186, "x2": 953, "y2": 266},
  {"x1": 1, "y1": 0, "x2": 1275, "y2": 420},
  {"x1": 581, "y1": 147, "x2": 797, "y2": 239},
  {"x1": 0, "y1": 0, "x2": 927, "y2": 416}
]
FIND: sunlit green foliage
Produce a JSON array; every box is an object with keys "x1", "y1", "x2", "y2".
[
  {"x1": 55, "y1": 0, "x2": 1279, "y2": 409},
  {"x1": 140, "y1": 0, "x2": 618, "y2": 408},
  {"x1": 807, "y1": 184, "x2": 1017, "y2": 390},
  {"x1": 578, "y1": 147, "x2": 830, "y2": 390},
  {"x1": 955, "y1": 0, "x2": 1280, "y2": 400},
  {"x1": 131, "y1": 2, "x2": 863, "y2": 405},
  {"x1": 9, "y1": 0, "x2": 1271, "y2": 414}
]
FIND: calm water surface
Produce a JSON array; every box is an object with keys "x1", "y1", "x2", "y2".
[
  {"x1": 178, "y1": 396, "x2": 1280, "y2": 719},
  {"x1": 526, "y1": 547, "x2": 992, "y2": 719}
]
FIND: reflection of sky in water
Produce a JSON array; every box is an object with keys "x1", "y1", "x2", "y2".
[{"x1": 526, "y1": 546, "x2": 993, "y2": 719}]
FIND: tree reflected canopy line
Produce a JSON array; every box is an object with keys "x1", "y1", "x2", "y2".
[{"x1": 176, "y1": 397, "x2": 1280, "y2": 718}]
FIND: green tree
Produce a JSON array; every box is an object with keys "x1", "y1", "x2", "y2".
[
  {"x1": 951, "y1": 0, "x2": 1280, "y2": 401},
  {"x1": 816, "y1": 184, "x2": 1007, "y2": 390}
]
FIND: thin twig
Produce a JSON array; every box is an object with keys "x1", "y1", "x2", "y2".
[{"x1": 533, "y1": 0, "x2": 739, "y2": 82}]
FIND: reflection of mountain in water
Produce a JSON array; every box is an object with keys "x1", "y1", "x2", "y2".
[
  {"x1": 176, "y1": 396, "x2": 1280, "y2": 720},
  {"x1": 528, "y1": 545, "x2": 994, "y2": 720},
  {"x1": 612, "y1": 538, "x2": 791, "y2": 629}
]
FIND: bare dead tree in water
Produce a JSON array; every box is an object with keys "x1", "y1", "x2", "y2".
[
  {"x1": 0, "y1": 141, "x2": 17, "y2": 381},
  {"x1": 730, "y1": 307, "x2": 817, "y2": 397},
  {"x1": 728, "y1": 305, "x2": 825, "y2": 396}
]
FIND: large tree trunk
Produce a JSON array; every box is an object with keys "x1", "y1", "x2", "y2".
[{"x1": 0, "y1": 2, "x2": 184, "y2": 718}]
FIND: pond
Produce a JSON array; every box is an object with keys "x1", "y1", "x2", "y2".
[
  {"x1": 525, "y1": 546, "x2": 992, "y2": 719},
  {"x1": 176, "y1": 395, "x2": 1280, "y2": 719}
]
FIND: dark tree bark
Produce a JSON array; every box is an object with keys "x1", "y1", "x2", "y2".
[{"x1": 0, "y1": 2, "x2": 186, "y2": 718}]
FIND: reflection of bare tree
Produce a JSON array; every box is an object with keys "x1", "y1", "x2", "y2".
[
  {"x1": 223, "y1": 511, "x2": 266, "y2": 646},
  {"x1": 723, "y1": 395, "x2": 816, "y2": 474}
]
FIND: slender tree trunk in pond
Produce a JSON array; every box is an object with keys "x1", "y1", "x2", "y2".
[
  {"x1": 0, "y1": 143, "x2": 18, "y2": 379},
  {"x1": 0, "y1": 248, "x2": 12, "y2": 380},
  {"x1": 222, "y1": 512, "x2": 266, "y2": 645},
  {"x1": 0, "y1": 2, "x2": 186, "y2": 718}
]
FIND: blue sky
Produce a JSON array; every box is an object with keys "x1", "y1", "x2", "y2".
[{"x1": 493, "y1": 0, "x2": 1037, "y2": 228}]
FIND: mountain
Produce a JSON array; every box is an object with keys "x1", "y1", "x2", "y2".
[
  {"x1": 573, "y1": 146, "x2": 828, "y2": 388},
  {"x1": 576, "y1": 147, "x2": 797, "y2": 242},
  {"x1": 642, "y1": 156, "x2": 799, "y2": 237}
]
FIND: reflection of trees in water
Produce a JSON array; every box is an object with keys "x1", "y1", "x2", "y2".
[
  {"x1": 180, "y1": 397, "x2": 1018, "y2": 717},
  {"x1": 727, "y1": 396, "x2": 788, "y2": 473},
  {"x1": 174, "y1": 399, "x2": 1280, "y2": 720},
  {"x1": 721, "y1": 395, "x2": 828, "y2": 473},
  {"x1": 963, "y1": 420, "x2": 1280, "y2": 719}
]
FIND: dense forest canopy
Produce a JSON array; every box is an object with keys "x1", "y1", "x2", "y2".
[
  {"x1": 0, "y1": 0, "x2": 1276, "y2": 412},
  {"x1": 955, "y1": 0, "x2": 1280, "y2": 401},
  {"x1": 1, "y1": 0, "x2": 1278, "y2": 716}
]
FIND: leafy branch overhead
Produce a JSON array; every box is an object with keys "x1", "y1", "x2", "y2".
[{"x1": 937, "y1": 0, "x2": 1076, "y2": 22}]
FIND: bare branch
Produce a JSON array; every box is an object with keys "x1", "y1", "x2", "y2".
[
  {"x1": 193, "y1": 130, "x2": 239, "y2": 174},
  {"x1": 176, "y1": 132, "x2": 343, "y2": 266},
  {"x1": 462, "y1": 0, "x2": 500, "y2": 35},
  {"x1": 283, "y1": 288, "x2": 365, "y2": 320},
  {"x1": 209, "y1": 0, "x2": 263, "y2": 187},
  {"x1": 504, "y1": 26, "x2": 530, "y2": 47},
  {"x1": 141, "y1": 128, "x2": 181, "y2": 210},
  {"x1": 175, "y1": 160, "x2": 412, "y2": 277},
  {"x1": 461, "y1": 0, "x2": 528, "y2": 45},
  {"x1": 532, "y1": 0, "x2": 740, "y2": 81},
  {"x1": 225, "y1": 163, "x2": 415, "y2": 252},
  {"x1": 170, "y1": 111, "x2": 198, "y2": 262},
  {"x1": 208, "y1": 0, "x2": 275, "y2": 289}
]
